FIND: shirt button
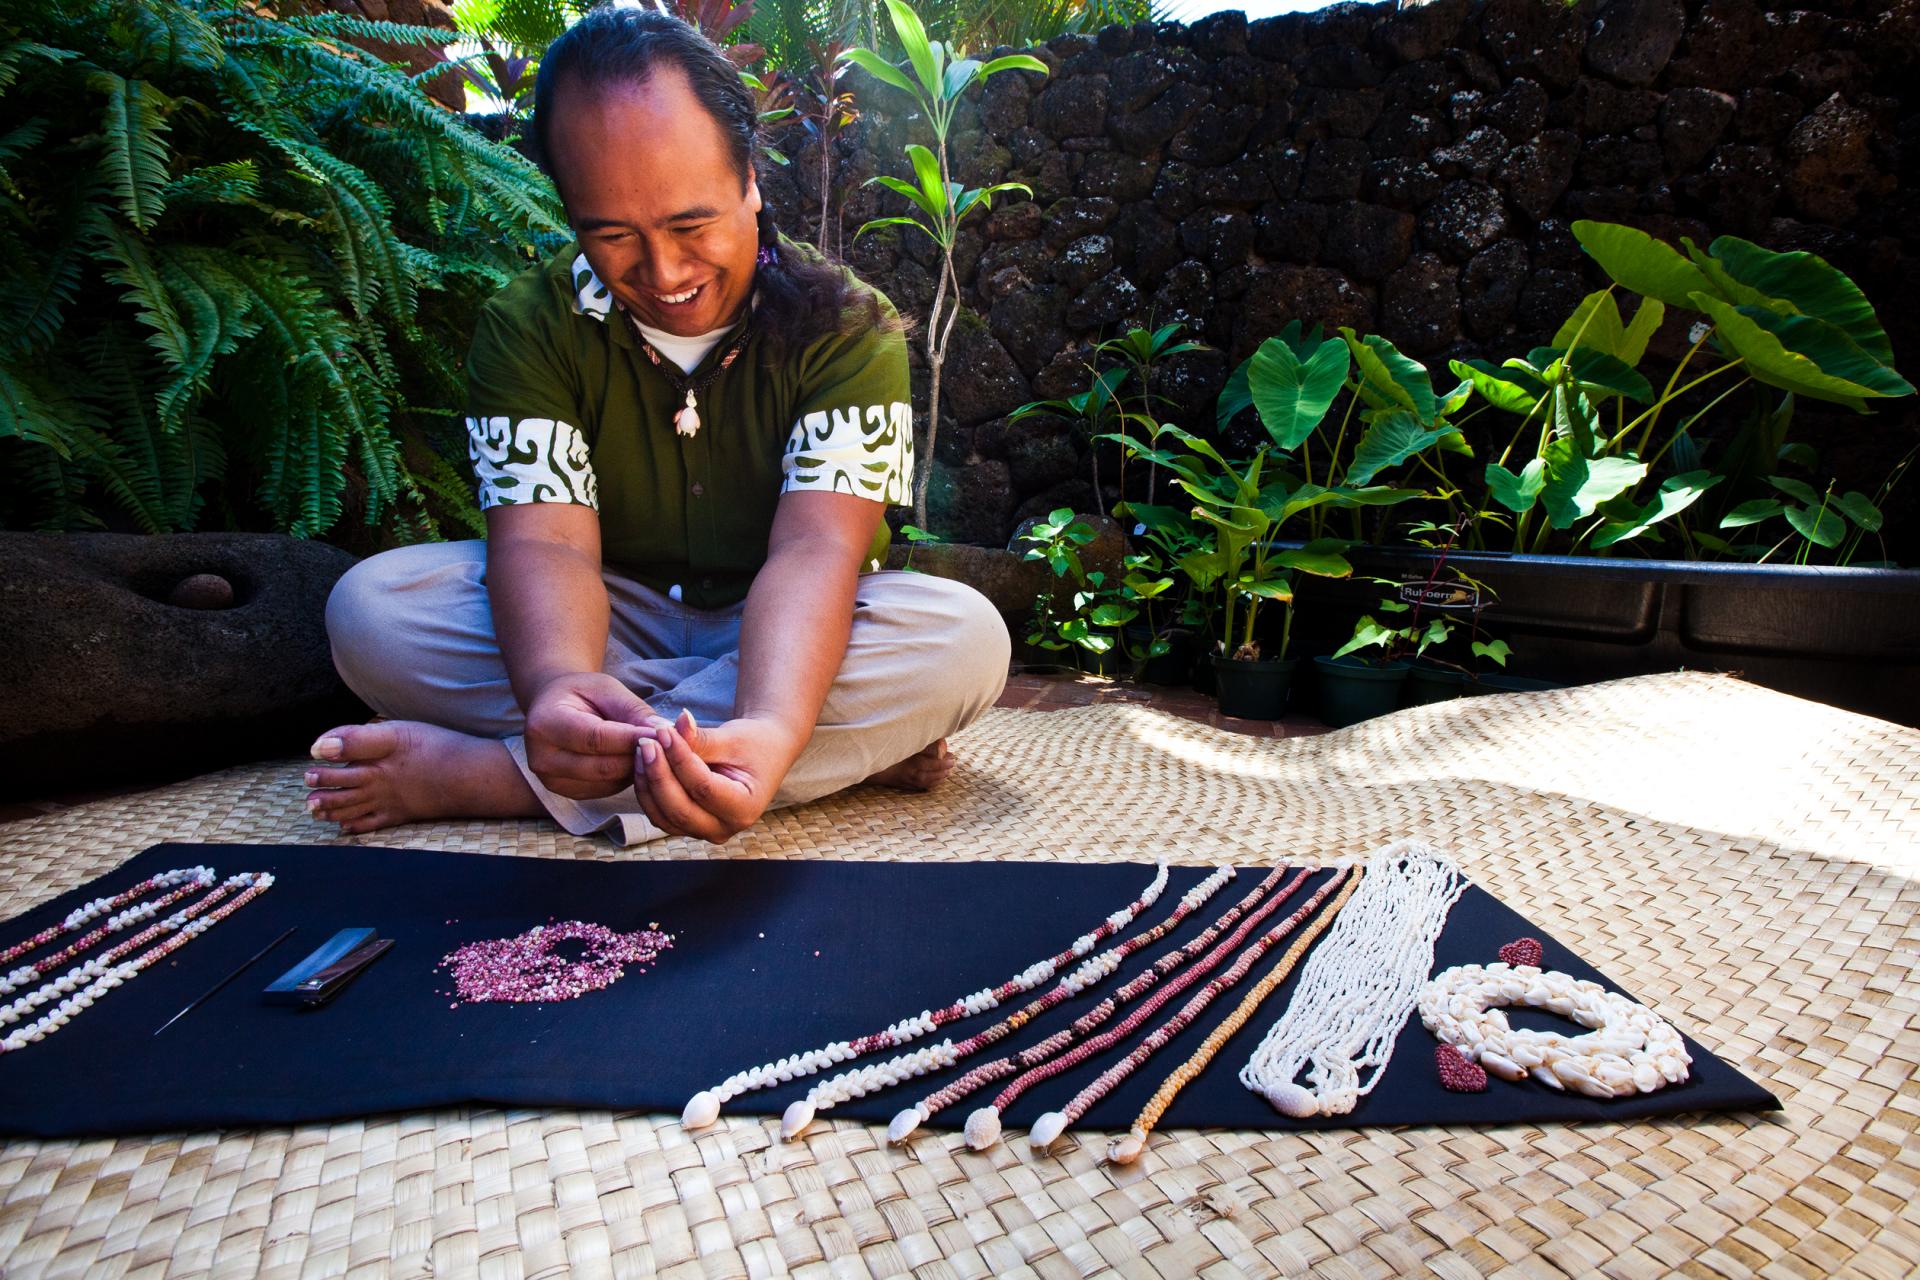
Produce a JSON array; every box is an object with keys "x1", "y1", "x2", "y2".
[
  {"x1": 690, "y1": 482, "x2": 705, "y2": 497},
  {"x1": 701, "y1": 577, "x2": 714, "y2": 590}
]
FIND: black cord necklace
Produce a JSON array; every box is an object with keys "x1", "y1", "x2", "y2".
[{"x1": 623, "y1": 305, "x2": 755, "y2": 439}]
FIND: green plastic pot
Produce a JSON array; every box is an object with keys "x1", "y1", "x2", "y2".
[
  {"x1": 1212, "y1": 654, "x2": 1298, "y2": 720},
  {"x1": 1403, "y1": 660, "x2": 1469, "y2": 707},
  {"x1": 1314, "y1": 655, "x2": 1411, "y2": 727}
]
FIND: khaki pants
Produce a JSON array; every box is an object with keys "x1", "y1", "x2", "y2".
[{"x1": 324, "y1": 541, "x2": 1011, "y2": 845}]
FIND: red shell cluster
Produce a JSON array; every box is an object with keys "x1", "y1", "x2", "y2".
[
  {"x1": 1498, "y1": 936, "x2": 1545, "y2": 967},
  {"x1": 1435, "y1": 1044, "x2": 1489, "y2": 1092}
]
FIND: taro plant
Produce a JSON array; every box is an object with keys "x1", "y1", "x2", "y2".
[
  {"x1": 0, "y1": 0, "x2": 569, "y2": 539},
  {"x1": 1018, "y1": 507, "x2": 1121, "y2": 663},
  {"x1": 843, "y1": 0, "x2": 1045, "y2": 526},
  {"x1": 1450, "y1": 220, "x2": 1914, "y2": 561}
]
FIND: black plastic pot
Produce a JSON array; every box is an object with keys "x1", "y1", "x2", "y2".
[
  {"x1": 1073, "y1": 645, "x2": 1120, "y2": 678},
  {"x1": 1403, "y1": 660, "x2": 1469, "y2": 706},
  {"x1": 1314, "y1": 655, "x2": 1411, "y2": 727},
  {"x1": 1213, "y1": 654, "x2": 1298, "y2": 719},
  {"x1": 1125, "y1": 625, "x2": 1199, "y2": 685},
  {"x1": 1463, "y1": 672, "x2": 1563, "y2": 696}
]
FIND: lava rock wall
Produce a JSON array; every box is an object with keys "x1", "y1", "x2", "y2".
[{"x1": 756, "y1": 0, "x2": 1920, "y2": 553}]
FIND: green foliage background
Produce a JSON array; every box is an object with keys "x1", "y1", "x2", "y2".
[{"x1": 0, "y1": 0, "x2": 569, "y2": 543}]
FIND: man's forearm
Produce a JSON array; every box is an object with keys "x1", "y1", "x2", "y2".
[
  {"x1": 487, "y1": 537, "x2": 610, "y2": 709},
  {"x1": 732, "y1": 537, "x2": 860, "y2": 766}
]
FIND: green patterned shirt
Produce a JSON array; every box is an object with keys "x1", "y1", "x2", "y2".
[{"x1": 464, "y1": 238, "x2": 913, "y2": 609}]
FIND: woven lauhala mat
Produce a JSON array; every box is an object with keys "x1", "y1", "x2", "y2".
[
  {"x1": 0, "y1": 672, "x2": 1915, "y2": 1278},
  {"x1": 0, "y1": 848, "x2": 1776, "y2": 1136}
]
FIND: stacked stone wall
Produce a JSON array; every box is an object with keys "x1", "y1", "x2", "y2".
[{"x1": 756, "y1": 0, "x2": 1920, "y2": 552}]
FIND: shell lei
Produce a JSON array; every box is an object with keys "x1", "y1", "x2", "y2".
[
  {"x1": 897, "y1": 865, "x2": 1304, "y2": 1147},
  {"x1": 1023, "y1": 866, "x2": 1354, "y2": 1153},
  {"x1": 783, "y1": 865, "x2": 1238, "y2": 1143},
  {"x1": 1239, "y1": 839, "x2": 1467, "y2": 1119},
  {"x1": 1108, "y1": 868, "x2": 1363, "y2": 1166},
  {"x1": 682, "y1": 863, "x2": 1171, "y2": 1132},
  {"x1": 1418, "y1": 962, "x2": 1692, "y2": 1097},
  {"x1": 1, "y1": 872, "x2": 275, "y2": 1053},
  {"x1": 957, "y1": 865, "x2": 1318, "y2": 1152},
  {"x1": 1, "y1": 866, "x2": 216, "y2": 997}
]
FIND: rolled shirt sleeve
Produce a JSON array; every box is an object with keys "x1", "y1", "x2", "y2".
[
  {"x1": 464, "y1": 291, "x2": 601, "y2": 511},
  {"x1": 779, "y1": 295, "x2": 914, "y2": 506}
]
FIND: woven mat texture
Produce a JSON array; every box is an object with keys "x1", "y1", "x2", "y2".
[{"x1": 0, "y1": 671, "x2": 1916, "y2": 1279}]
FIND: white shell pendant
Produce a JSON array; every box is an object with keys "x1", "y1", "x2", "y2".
[{"x1": 673, "y1": 389, "x2": 700, "y2": 438}]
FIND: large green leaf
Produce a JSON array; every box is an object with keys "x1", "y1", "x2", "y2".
[
  {"x1": 882, "y1": 0, "x2": 940, "y2": 98},
  {"x1": 1343, "y1": 329, "x2": 1436, "y2": 422},
  {"x1": 1784, "y1": 503, "x2": 1845, "y2": 547},
  {"x1": 1247, "y1": 332, "x2": 1349, "y2": 450},
  {"x1": 905, "y1": 143, "x2": 943, "y2": 209},
  {"x1": 1565, "y1": 347, "x2": 1654, "y2": 403},
  {"x1": 1572, "y1": 220, "x2": 1719, "y2": 308},
  {"x1": 1346, "y1": 411, "x2": 1450, "y2": 485},
  {"x1": 1591, "y1": 470, "x2": 1720, "y2": 548},
  {"x1": 1832, "y1": 490, "x2": 1883, "y2": 532},
  {"x1": 1692, "y1": 294, "x2": 1904, "y2": 409},
  {"x1": 1485, "y1": 458, "x2": 1546, "y2": 514},
  {"x1": 1540, "y1": 439, "x2": 1646, "y2": 527},
  {"x1": 1720, "y1": 498, "x2": 1784, "y2": 529},
  {"x1": 1271, "y1": 538, "x2": 1355, "y2": 578},
  {"x1": 1551, "y1": 291, "x2": 1666, "y2": 368},
  {"x1": 838, "y1": 47, "x2": 918, "y2": 97},
  {"x1": 1710, "y1": 235, "x2": 1895, "y2": 366},
  {"x1": 1740, "y1": 307, "x2": 1912, "y2": 398},
  {"x1": 1451, "y1": 358, "x2": 1545, "y2": 414},
  {"x1": 1217, "y1": 355, "x2": 1253, "y2": 431}
]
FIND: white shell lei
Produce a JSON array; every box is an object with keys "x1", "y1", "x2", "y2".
[
  {"x1": 786, "y1": 867, "x2": 1239, "y2": 1140},
  {"x1": 1239, "y1": 839, "x2": 1466, "y2": 1118},
  {"x1": 0, "y1": 872, "x2": 274, "y2": 1054},
  {"x1": 1419, "y1": 963, "x2": 1692, "y2": 1097},
  {"x1": 684, "y1": 862, "x2": 1171, "y2": 1131},
  {"x1": 1, "y1": 866, "x2": 216, "y2": 996}
]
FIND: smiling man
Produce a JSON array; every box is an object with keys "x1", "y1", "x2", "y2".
[{"x1": 309, "y1": 7, "x2": 1009, "y2": 845}]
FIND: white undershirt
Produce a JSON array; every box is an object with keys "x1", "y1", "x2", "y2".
[{"x1": 630, "y1": 315, "x2": 732, "y2": 375}]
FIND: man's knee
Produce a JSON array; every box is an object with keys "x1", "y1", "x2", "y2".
[
  {"x1": 325, "y1": 542, "x2": 483, "y2": 706},
  {"x1": 866, "y1": 571, "x2": 1011, "y2": 715}
]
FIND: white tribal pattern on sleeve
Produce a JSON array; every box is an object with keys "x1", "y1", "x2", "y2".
[
  {"x1": 781, "y1": 401, "x2": 914, "y2": 504},
  {"x1": 466, "y1": 415, "x2": 601, "y2": 510}
]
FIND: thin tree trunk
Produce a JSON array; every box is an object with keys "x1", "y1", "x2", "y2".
[{"x1": 817, "y1": 134, "x2": 831, "y2": 249}]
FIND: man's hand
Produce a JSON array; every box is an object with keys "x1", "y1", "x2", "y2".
[
  {"x1": 633, "y1": 712, "x2": 801, "y2": 842},
  {"x1": 524, "y1": 672, "x2": 656, "y2": 800}
]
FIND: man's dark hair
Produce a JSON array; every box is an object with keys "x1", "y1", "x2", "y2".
[{"x1": 531, "y1": 5, "x2": 895, "y2": 364}]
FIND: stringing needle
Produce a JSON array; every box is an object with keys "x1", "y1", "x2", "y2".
[{"x1": 153, "y1": 926, "x2": 298, "y2": 1036}]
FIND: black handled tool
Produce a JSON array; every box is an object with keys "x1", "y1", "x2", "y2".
[{"x1": 153, "y1": 926, "x2": 298, "y2": 1036}]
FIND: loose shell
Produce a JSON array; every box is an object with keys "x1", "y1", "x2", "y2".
[
  {"x1": 887, "y1": 1109, "x2": 922, "y2": 1145},
  {"x1": 1108, "y1": 1129, "x2": 1147, "y2": 1165},
  {"x1": 963, "y1": 1107, "x2": 1002, "y2": 1150},
  {"x1": 1028, "y1": 1111, "x2": 1069, "y2": 1149},
  {"x1": 780, "y1": 1099, "x2": 816, "y2": 1141},
  {"x1": 681, "y1": 1091, "x2": 720, "y2": 1130}
]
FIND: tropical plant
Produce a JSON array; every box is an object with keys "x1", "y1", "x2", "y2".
[
  {"x1": 0, "y1": 0, "x2": 568, "y2": 539},
  {"x1": 1450, "y1": 220, "x2": 1913, "y2": 561},
  {"x1": 1017, "y1": 507, "x2": 1170, "y2": 665},
  {"x1": 1008, "y1": 365, "x2": 1126, "y2": 503},
  {"x1": 843, "y1": 0, "x2": 1045, "y2": 526},
  {"x1": 1092, "y1": 321, "x2": 1206, "y2": 509}
]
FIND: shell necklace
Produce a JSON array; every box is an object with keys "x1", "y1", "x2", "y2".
[
  {"x1": 623, "y1": 306, "x2": 754, "y2": 439},
  {"x1": 1, "y1": 872, "x2": 274, "y2": 1053},
  {"x1": 781, "y1": 865, "x2": 1237, "y2": 1142},
  {"x1": 1109, "y1": 868, "x2": 1363, "y2": 1165},
  {"x1": 943, "y1": 865, "x2": 1313, "y2": 1152},
  {"x1": 681, "y1": 863, "x2": 1171, "y2": 1130},
  {"x1": 2, "y1": 866, "x2": 215, "y2": 996},
  {"x1": 1239, "y1": 838, "x2": 1466, "y2": 1118},
  {"x1": 1012, "y1": 865, "x2": 1353, "y2": 1152}
]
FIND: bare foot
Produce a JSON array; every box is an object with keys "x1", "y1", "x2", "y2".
[
  {"x1": 304, "y1": 721, "x2": 540, "y2": 835},
  {"x1": 863, "y1": 739, "x2": 955, "y2": 792}
]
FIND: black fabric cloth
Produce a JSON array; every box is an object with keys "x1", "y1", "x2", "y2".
[{"x1": 0, "y1": 844, "x2": 1778, "y2": 1137}]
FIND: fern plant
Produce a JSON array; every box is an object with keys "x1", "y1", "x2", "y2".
[{"x1": 0, "y1": 0, "x2": 569, "y2": 540}]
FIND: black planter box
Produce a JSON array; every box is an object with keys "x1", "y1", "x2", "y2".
[{"x1": 1288, "y1": 548, "x2": 1920, "y2": 727}]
